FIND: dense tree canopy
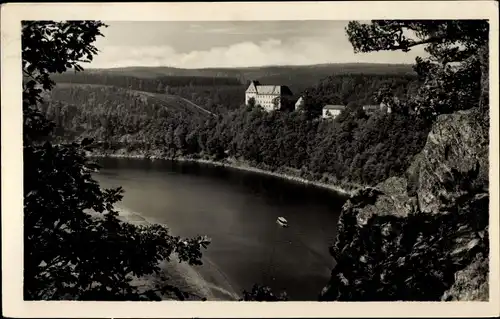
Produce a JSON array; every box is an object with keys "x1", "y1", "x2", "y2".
[
  {"x1": 346, "y1": 20, "x2": 489, "y2": 119},
  {"x1": 241, "y1": 284, "x2": 288, "y2": 301},
  {"x1": 30, "y1": 19, "x2": 490, "y2": 301},
  {"x1": 314, "y1": 19, "x2": 491, "y2": 302},
  {"x1": 23, "y1": 21, "x2": 210, "y2": 301},
  {"x1": 301, "y1": 73, "x2": 418, "y2": 118},
  {"x1": 22, "y1": 21, "x2": 107, "y2": 144},
  {"x1": 346, "y1": 20, "x2": 488, "y2": 56},
  {"x1": 43, "y1": 83, "x2": 430, "y2": 188},
  {"x1": 51, "y1": 72, "x2": 245, "y2": 113}
]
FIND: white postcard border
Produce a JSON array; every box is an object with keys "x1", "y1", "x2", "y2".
[{"x1": 1, "y1": 1, "x2": 499, "y2": 318}]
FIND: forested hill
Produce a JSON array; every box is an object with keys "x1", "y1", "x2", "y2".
[
  {"x1": 57, "y1": 63, "x2": 415, "y2": 93},
  {"x1": 44, "y1": 62, "x2": 427, "y2": 189},
  {"x1": 52, "y1": 63, "x2": 417, "y2": 113},
  {"x1": 43, "y1": 82, "x2": 431, "y2": 189},
  {"x1": 82, "y1": 63, "x2": 415, "y2": 79},
  {"x1": 41, "y1": 83, "x2": 214, "y2": 144}
]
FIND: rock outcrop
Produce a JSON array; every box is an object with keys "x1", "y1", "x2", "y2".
[{"x1": 320, "y1": 107, "x2": 489, "y2": 301}]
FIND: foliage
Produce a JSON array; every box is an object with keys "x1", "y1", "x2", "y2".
[
  {"x1": 23, "y1": 21, "x2": 210, "y2": 301},
  {"x1": 346, "y1": 20, "x2": 489, "y2": 119},
  {"x1": 247, "y1": 97, "x2": 256, "y2": 108},
  {"x1": 50, "y1": 72, "x2": 245, "y2": 114},
  {"x1": 57, "y1": 62, "x2": 415, "y2": 89},
  {"x1": 33, "y1": 19, "x2": 491, "y2": 302},
  {"x1": 22, "y1": 21, "x2": 106, "y2": 144},
  {"x1": 316, "y1": 19, "x2": 491, "y2": 302},
  {"x1": 302, "y1": 73, "x2": 418, "y2": 118},
  {"x1": 240, "y1": 284, "x2": 288, "y2": 301},
  {"x1": 43, "y1": 84, "x2": 431, "y2": 188},
  {"x1": 51, "y1": 63, "x2": 416, "y2": 114},
  {"x1": 323, "y1": 186, "x2": 489, "y2": 301},
  {"x1": 52, "y1": 72, "x2": 243, "y2": 88}
]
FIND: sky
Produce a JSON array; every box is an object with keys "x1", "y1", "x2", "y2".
[{"x1": 88, "y1": 21, "x2": 426, "y2": 69}]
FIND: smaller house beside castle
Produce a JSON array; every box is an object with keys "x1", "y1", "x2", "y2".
[
  {"x1": 322, "y1": 105, "x2": 345, "y2": 119},
  {"x1": 245, "y1": 81, "x2": 293, "y2": 112},
  {"x1": 362, "y1": 105, "x2": 380, "y2": 115},
  {"x1": 363, "y1": 103, "x2": 392, "y2": 115}
]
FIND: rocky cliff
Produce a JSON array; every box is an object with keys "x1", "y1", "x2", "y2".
[{"x1": 320, "y1": 107, "x2": 489, "y2": 301}]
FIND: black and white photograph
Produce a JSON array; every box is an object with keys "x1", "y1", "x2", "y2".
[{"x1": 1, "y1": 1, "x2": 499, "y2": 318}]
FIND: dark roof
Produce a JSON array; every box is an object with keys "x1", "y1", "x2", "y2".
[
  {"x1": 247, "y1": 82, "x2": 293, "y2": 96},
  {"x1": 280, "y1": 85, "x2": 293, "y2": 96},
  {"x1": 255, "y1": 85, "x2": 280, "y2": 95}
]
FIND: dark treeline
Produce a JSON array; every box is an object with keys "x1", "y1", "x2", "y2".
[
  {"x1": 85, "y1": 63, "x2": 415, "y2": 89},
  {"x1": 51, "y1": 72, "x2": 243, "y2": 92},
  {"x1": 45, "y1": 66, "x2": 426, "y2": 188},
  {"x1": 51, "y1": 72, "x2": 247, "y2": 113},
  {"x1": 302, "y1": 74, "x2": 419, "y2": 117},
  {"x1": 41, "y1": 84, "x2": 209, "y2": 147},
  {"x1": 43, "y1": 84, "x2": 430, "y2": 187},
  {"x1": 169, "y1": 85, "x2": 246, "y2": 114},
  {"x1": 51, "y1": 71, "x2": 419, "y2": 115}
]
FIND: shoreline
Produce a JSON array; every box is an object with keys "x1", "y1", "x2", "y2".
[
  {"x1": 86, "y1": 151, "x2": 360, "y2": 197},
  {"x1": 86, "y1": 205, "x2": 238, "y2": 301},
  {"x1": 85, "y1": 149, "x2": 355, "y2": 300}
]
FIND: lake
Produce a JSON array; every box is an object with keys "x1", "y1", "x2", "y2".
[{"x1": 93, "y1": 157, "x2": 347, "y2": 301}]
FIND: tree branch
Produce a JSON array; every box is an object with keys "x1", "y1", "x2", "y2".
[
  {"x1": 391, "y1": 36, "x2": 446, "y2": 51},
  {"x1": 23, "y1": 70, "x2": 39, "y2": 83}
]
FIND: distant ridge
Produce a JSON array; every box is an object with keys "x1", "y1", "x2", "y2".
[
  {"x1": 74, "y1": 63, "x2": 416, "y2": 86},
  {"x1": 56, "y1": 63, "x2": 417, "y2": 100},
  {"x1": 85, "y1": 62, "x2": 414, "y2": 72}
]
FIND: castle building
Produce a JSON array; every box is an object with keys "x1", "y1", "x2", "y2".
[{"x1": 245, "y1": 81, "x2": 293, "y2": 112}]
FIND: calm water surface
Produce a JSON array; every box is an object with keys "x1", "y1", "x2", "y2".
[{"x1": 94, "y1": 158, "x2": 347, "y2": 301}]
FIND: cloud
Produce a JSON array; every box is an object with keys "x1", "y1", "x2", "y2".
[
  {"x1": 186, "y1": 26, "x2": 296, "y2": 36},
  {"x1": 88, "y1": 36, "x2": 424, "y2": 69},
  {"x1": 196, "y1": 27, "x2": 238, "y2": 34}
]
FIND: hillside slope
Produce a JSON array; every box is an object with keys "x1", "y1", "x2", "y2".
[
  {"x1": 50, "y1": 83, "x2": 214, "y2": 117},
  {"x1": 40, "y1": 83, "x2": 213, "y2": 148},
  {"x1": 135, "y1": 89, "x2": 215, "y2": 117},
  {"x1": 43, "y1": 79, "x2": 431, "y2": 190}
]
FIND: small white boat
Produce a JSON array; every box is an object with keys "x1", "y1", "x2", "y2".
[{"x1": 276, "y1": 217, "x2": 289, "y2": 228}]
